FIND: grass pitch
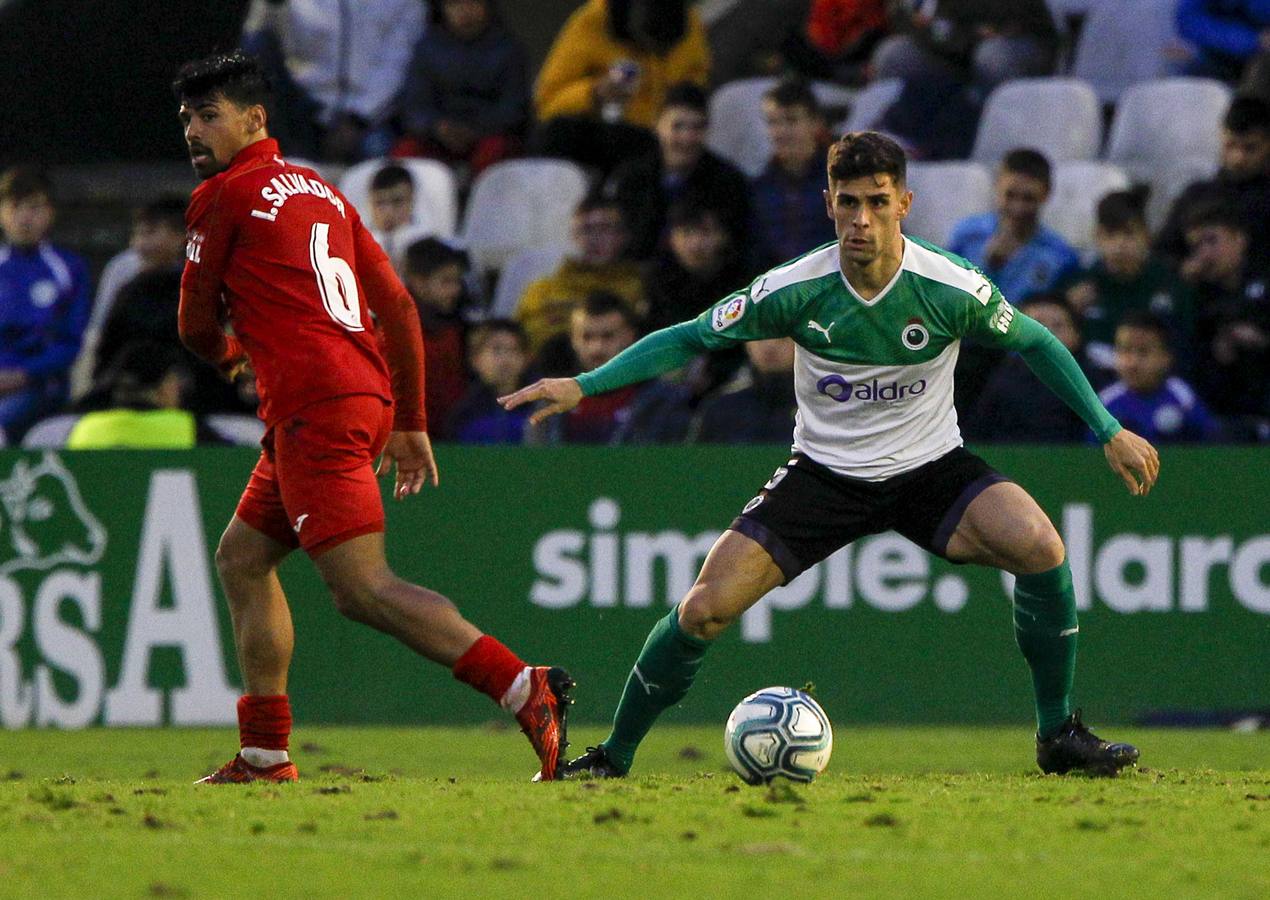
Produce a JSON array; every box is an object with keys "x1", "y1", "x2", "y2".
[{"x1": 0, "y1": 725, "x2": 1266, "y2": 899}]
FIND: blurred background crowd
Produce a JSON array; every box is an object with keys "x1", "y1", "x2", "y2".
[{"x1": 0, "y1": 0, "x2": 1267, "y2": 449}]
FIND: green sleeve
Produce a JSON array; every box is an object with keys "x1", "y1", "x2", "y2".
[
  {"x1": 575, "y1": 322, "x2": 707, "y2": 396},
  {"x1": 576, "y1": 273, "x2": 806, "y2": 396},
  {"x1": 1009, "y1": 314, "x2": 1123, "y2": 443}
]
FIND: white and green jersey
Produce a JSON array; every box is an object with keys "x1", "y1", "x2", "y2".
[{"x1": 691, "y1": 236, "x2": 1024, "y2": 480}]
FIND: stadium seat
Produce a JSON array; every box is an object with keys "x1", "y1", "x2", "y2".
[
  {"x1": 338, "y1": 157, "x2": 459, "y2": 239},
  {"x1": 902, "y1": 161, "x2": 993, "y2": 247},
  {"x1": 707, "y1": 78, "x2": 861, "y2": 177},
  {"x1": 972, "y1": 78, "x2": 1103, "y2": 165},
  {"x1": 489, "y1": 245, "x2": 571, "y2": 320},
  {"x1": 1143, "y1": 153, "x2": 1221, "y2": 232},
  {"x1": 1042, "y1": 161, "x2": 1131, "y2": 252},
  {"x1": 840, "y1": 78, "x2": 903, "y2": 134},
  {"x1": 205, "y1": 414, "x2": 266, "y2": 447},
  {"x1": 1104, "y1": 78, "x2": 1232, "y2": 183},
  {"x1": 1072, "y1": 0, "x2": 1181, "y2": 104},
  {"x1": 461, "y1": 159, "x2": 589, "y2": 273},
  {"x1": 21, "y1": 414, "x2": 81, "y2": 448}
]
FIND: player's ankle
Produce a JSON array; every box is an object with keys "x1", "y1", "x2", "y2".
[{"x1": 241, "y1": 746, "x2": 290, "y2": 768}]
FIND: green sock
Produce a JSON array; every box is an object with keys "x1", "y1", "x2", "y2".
[
  {"x1": 601, "y1": 606, "x2": 710, "y2": 773},
  {"x1": 1013, "y1": 561, "x2": 1079, "y2": 740}
]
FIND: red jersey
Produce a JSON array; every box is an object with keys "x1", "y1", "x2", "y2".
[{"x1": 179, "y1": 138, "x2": 427, "y2": 431}]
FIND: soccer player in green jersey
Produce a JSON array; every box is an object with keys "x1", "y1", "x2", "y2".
[{"x1": 501, "y1": 132, "x2": 1160, "y2": 778}]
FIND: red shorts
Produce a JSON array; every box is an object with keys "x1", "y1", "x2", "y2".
[{"x1": 236, "y1": 394, "x2": 393, "y2": 556}]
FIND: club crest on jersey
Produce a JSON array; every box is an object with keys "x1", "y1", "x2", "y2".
[
  {"x1": 712, "y1": 294, "x2": 747, "y2": 332},
  {"x1": 901, "y1": 318, "x2": 929, "y2": 350}
]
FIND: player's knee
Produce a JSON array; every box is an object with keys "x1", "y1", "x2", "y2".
[
  {"x1": 678, "y1": 589, "x2": 735, "y2": 641},
  {"x1": 1020, "y1": 522, "x2": 1065, "y2": 574},
  {"x1": 215, "y1": 533, "x2": 268, "y2": 582},
  {"x1": 327, "y1": 570, "x2": 398, "y2": 623}
]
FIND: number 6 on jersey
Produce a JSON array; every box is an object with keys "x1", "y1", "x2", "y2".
[{"x1": 309, "y1": 222, "x2": 364, "y2": 332}]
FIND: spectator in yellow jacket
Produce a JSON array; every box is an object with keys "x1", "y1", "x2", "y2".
[
  {"x1": 532, "y1": 0, "x2": 710, "y2": 175},
  {"x1": 515, "y1": 192, "x2": 646, "y2": 356}
]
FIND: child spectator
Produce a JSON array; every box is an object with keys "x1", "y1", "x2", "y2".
[
  {"x1": 965, "y1": 295, "x2": 1096, "y2": 443},
  {"x1": 366, "y1": 164, "x2": 439, "y2": 267},
  {"x1": 526, "y1": 292, "x2": 691, "y2": 445},
  {"x1": 692, "y1": 338, "x2": 797, "y2": 443},
  {"x1": 532, "y1": 0, "x2": 710, "y2": 176},
  {"x1": 446, "y1": 320, "x2": 532, "y2": 443},
  {"x1": 515, "y1": 192, "x2": 645, "y2": 354},
  {"x1": 1097, "y1": 311, "x2": 1219, "y2": 444},
  {"x1": 67, "y1": 342, "x2": 216, "y2": 449},
  {"x1": 1066, "y1": 189, "x2": 1196, "y2": 377},
  {"x1": 402, "y1": 237, "x2": 472, "y2": 435},
  {"x1": 395, "y1": 0, "x2": 529, "y2": 176},
  {"x1": 605, "y1": 81, "x2": 751, "y2": 261},
  {"x1": 750, "y1": 78, "x2": 836, "y2": 267},
  {"x1": 0, "y1": 166, "x2": 90, "y2": 441},
  {"x1": 948, "y1": 148, "x2": 1079, "y2": 302}
]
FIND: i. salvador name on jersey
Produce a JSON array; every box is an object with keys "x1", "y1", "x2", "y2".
[{"x1": 695, "y1": 236, "x2": 1020, "y2": 480}]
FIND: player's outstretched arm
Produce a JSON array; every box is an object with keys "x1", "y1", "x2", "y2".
[
  {"x1": 499, "y1": 378, "x2": 583, "y2": 425},
  {"x1": 376, "y1": 431, "x2": 440, "y2": 500},
  {"x1": 1103, "y1": 429, "x2": 1160, "y2": 496}
]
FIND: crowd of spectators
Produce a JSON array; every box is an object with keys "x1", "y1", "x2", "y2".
[{"x1": 1, "y1": 0, "x2": 1267, "y2": 449}]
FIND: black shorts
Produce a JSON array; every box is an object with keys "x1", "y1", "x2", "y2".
[{"x1": 730, "y1": 447, "x2": 1009, "y2": 583}]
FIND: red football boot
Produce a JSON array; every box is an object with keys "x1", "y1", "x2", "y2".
[
  {"x1": 517, "y1": 667, "x2": 574, "y2": 782},
  {"x1": 196, "y1": 754, "x2": 299, "y2": 784}
]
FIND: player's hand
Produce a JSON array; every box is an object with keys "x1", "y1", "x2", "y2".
[
  {"x1": 1103, "y1": 429, "x2": 1160, "y2": 496},
  {"x1": 498, "y1": 378, "x2": 583, "y2": 426},
  {"x1": 376, "y1": 431, "x2": 439, "y2": 501}
]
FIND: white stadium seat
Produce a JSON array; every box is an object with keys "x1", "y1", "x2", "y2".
[
  {"x1": 339, "y1": 157, "x2": 459, "y2": 239},
  {"x1": 205, "y1": 414, "x2": 266, "y2": 447},
  {"x1": 840, "y1": 78, "x2": 903, "y2": 134},
  {"x1": 1072, "y1": 0, "x2": 1181, "y2": 104},
  {"x1": 21, "y1": 415, "x2": 81, "y2": 449},
  {"x1": 1043, "y1": 161, "x2": 1131, "y2": 252},
  {"x1": 1144, "y1": 153, "x2": 1221, "y2": 232},
  {"x1": 461, "y1": 159, "x2": 589, "y2": 273},
  {"x1": 902, "y1": 161, "x2": 993, "y2": 247},
  {"x1": 708, "y1": 78, "x2": 862, "y2": 177},
  {"x1": 489, "y1": 245, "x2": 571, "y2": 320},
  {"x1": 972, "y1": 78, "x2": 1103, "y2": 164},
  {"x1": 1105, "y1": 78, "x2": 1231, "y2": 183}
]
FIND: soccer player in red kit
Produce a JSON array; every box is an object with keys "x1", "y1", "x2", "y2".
[{"x1": 173, "y1": 51, "x2": 573, "y2": 783}]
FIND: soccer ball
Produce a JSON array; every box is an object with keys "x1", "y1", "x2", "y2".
[{"x1": 724, "y1": 686, "x2": 833, "y2": 785}]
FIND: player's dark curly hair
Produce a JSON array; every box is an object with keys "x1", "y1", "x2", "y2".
[
  {"x1": 171, "y1": 50, "x2": 271, "y2": 107},
  {"x1": 827, "y1": 132, "x2": 906, "y2": 185}
]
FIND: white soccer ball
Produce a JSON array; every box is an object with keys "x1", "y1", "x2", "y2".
[{"x1": 724, "y1": 686, "x2": 833, "y2": 785}]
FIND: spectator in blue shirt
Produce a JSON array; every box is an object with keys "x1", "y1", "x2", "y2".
[
  {"x1": 1176, "y1": 0, "x2": 1270, "y2": 97},
  {"x1": 0, "y1": 166, "x2": 90, "y2": 441},
  {"x1": 1097, "y1": 311, "x2": 1220, "y2": 444},
  {"x1": 447, "y1": 320, "x2": 532, "y2": 444},
  {"x1": 948, "y1": 148, "x2": 1079, "y2": 302},
  {"x1": 749, "y1": 78, "x2": 836, "y2": 268}
]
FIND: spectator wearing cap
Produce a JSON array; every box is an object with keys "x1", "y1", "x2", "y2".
[
  {"x1": 605, "y1": 81, "x2": 751, "y2": 261},
  {"x1": 395, "y1": 0, "x2": 530, "y2": 176},
  {"x1": 0, "y1": 166, "x2": 90, "y2": 441}
]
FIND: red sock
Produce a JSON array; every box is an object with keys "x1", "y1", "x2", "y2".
[
  {"x1": 237, "y1": 695, "x2": 292, "y2": 751},
  {"x1": 452, "y1": 635, "x2": 526, "y2": 705}
]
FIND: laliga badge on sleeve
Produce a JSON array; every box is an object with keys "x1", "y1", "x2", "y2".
[{"x1": 712, "y1": 294, "x2": 747, "y2": 332}]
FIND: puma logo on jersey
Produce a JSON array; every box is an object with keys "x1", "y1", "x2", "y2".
[
  {"x1": 751, "y1": 276, "x2": 770, "y2": 300},
  {"x1": 807, "y1": 320, "x2": 835, "y2": 342},
  {"x1": 293, "y1": 513, "x2": 310, "y2": 533}
]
